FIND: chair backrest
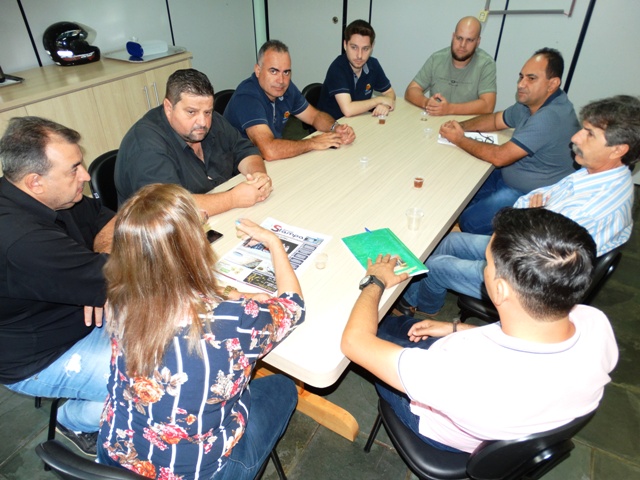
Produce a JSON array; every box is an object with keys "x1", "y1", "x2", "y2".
[
  {"x1": 302, "y1": 82, "x2": 323, "y2": 109},
  {"x1": 582, "y1": 246, "x2": 622, "y2": 304},
  {"x1": 88, "y1": 149, "x2": 118, "y2": 212},
  {"x1": 467, "y1": 410, "x2": 596, "y2": 480},
  {"x1": 458, "y1": 245, "x2": 624, "y2": 324},
  {"x1": 36, "y1": 440, "x2": 146, "y2": 479},
  {"x1": 214, "y1": 89, "x2": 235, "y2": 115}
]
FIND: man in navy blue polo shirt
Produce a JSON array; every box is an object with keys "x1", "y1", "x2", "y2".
[
  {"x1": 225, "y1": 40, "x2": 355, "y2": 161},
  {"x1": 318, "y1": 19, "x2": 396, "y2": 121}
]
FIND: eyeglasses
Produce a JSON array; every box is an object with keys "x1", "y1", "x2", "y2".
[{"x1": 475, "y1": 131, "x2": 495, "y2": 144}]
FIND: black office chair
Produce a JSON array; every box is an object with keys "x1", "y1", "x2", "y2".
[
  {"x1": 36, "y1": 440, "x2": 146, "y2": 479},
  {"x1": 88, "y1": 149, "x2": 119, "y2": 212},
  {"x1": 364, "y1": 397, "x2": 596, "y2": 480},
  {"x1": 457, "y1": 245, "x2": 624, "y2": 324},
  {"x1": 214, "y1": 88, "x2": 235, "y2": 115},
  {"x1": 300, "y1": 82, "x2": 323, "y2": 133},
  {"x1": 36, "y1": 438, "x2": 287, "y2": 480}
]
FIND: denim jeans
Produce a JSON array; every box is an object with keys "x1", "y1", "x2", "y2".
[
  {"x1": 459, "y1": 169, "x2": 525, "y2": 235},
  {"x1": 212, "y1": 375, "x2": 297, "y2": 480},
  {"x1": 403, "y1": 232, "x2": 490, "y2": 314},
  {"x1": 5, "y1": 325, "x2": 110, "y2": 432},
  {"x1": 378, "y1": 315, "x2": 442, "y2": 349}
]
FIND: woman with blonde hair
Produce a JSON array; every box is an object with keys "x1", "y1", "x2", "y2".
[{"x1": 97, "y1": 183, "x2": 304, "y2": 479}]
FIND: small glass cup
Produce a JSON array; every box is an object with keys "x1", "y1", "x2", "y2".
[
  {"x1": 423, "y1": 127, "x2": 434, "y2": 139},
  {"x1": 378, "y1": 115, "x2": 387, "y2": 125},
  {"x1": 414, "y1": 177, "x2": 424, "y2": 189},
  {"x1": 360, "y1": 156, "x2": 369, "y2": 168},
  {"x1": 315, "y1": 253, "x2": 328, "y2": 269},
  {"x1": 406, "y1": 207, "x2": 424, "y2": 231},
  {"x1": 420, "y1": 110, "x2": 429, "y2": 121}
]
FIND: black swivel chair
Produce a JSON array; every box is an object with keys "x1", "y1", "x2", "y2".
[
  {"x1": 365, "y1": 397, "x2": 596, "y2": 480},
  {"x1": 300, "y1": 82, "x2": 323, "y2": 133},
  {"x1": 88, "y1": 149, "x2": 119, "y2": 212},
  {"x1": 36, "y1": 440, "x2": 146, "y2": 479},
  {"x1": 37, "y1": 438, "x2": 287, "y2": 480},
  {"x1": 457, "y1": 245, "x2": 624, "y2": 324},
  {"x1": 214, "y1": 88, "x2": 235, "y2": 115}
]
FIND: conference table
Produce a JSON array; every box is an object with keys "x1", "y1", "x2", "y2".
[{"x1": 206, "y1": 99, "x2": 509, "y2": 440}]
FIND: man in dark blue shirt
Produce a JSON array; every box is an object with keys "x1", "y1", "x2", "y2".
[
  {"x1": 225, "y1": 40, "x2": 355, "y2": 161},
  {"x1": 318, "y1": 19, "x2": 396, "y2": 120}
]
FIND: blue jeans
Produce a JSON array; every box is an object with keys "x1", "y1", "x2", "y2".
[
  {"x1": 376, "y1": 317, "x2": 462, "y2": 453},
  {"x1": 403, "y1": 232, "x2": 489, "y2": 314},
  {"x1": 212, "y1": 375, "x2": 297, "y2": 480},
  {"x1": 5, "y1": 326, "x2": 110, "y2": 432},
  {"x1": 459, "y1": 169, "x2": 525, "y2": 235}
]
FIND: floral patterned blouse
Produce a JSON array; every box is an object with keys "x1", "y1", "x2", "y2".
[{"x1": 98, "y1": 292, "x2": 305, "y2": 480}]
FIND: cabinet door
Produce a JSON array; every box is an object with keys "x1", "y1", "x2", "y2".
[
  {"x1": 0, "y1": 107, "x2": 29, "y2": 176},
  {"x1": 144, "y1": 59, "x2": 192, "y2": 108},
  {"x1": 92, "y1": 72, "x2": 152, "y2": 149},
  {"x1": 92, "y1": 58, "x2": 192, "y2": 150},
  {"x1": 25, "y1": 90, "x2": 109, "y2": 166}
]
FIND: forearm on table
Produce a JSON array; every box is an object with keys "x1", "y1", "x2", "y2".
[
  {"x1": 238, "y1": 155, "x2": 267, "y2": 175},
  {"x1": 192, "y1": 191, "x2": 236, "y2": 216},
  {"x1": 404, "y1": 82, "x2": 427, "y2": 108},
  {"x1": 312, "y1": 111, "x2": 338, "y2": 132},
  {"x1": 456, "y1": 138, "x2": 522, "y2": 167},
  {"x1": 257, "y1": 137, "x2": 316, "y2": 161},
  {"x1": 459, "y1": 111, "x2": 503, "y2": 132}
]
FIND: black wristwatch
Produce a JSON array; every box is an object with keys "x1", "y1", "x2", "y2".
[{"x1": 359, "y1": 275, "x2": 385, "y2": 291}]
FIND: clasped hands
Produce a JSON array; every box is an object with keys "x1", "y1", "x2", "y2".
[{"x1": 313, "y1": 123, "x2": 356, "y2": 150}]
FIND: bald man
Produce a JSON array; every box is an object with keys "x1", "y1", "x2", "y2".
[{"x1": 405, "y1": 16, "x2": 497, "y2": 115}]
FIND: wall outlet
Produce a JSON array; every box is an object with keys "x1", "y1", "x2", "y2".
[{"x1": 479, "y1": 10, "x2": 488, "y2": 22}]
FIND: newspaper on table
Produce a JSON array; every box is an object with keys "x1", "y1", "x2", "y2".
[{"x1": 215, "y1": 217, "x2": 331, "y2": 293}]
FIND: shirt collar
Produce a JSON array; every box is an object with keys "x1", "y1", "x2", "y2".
[{"x1": 0, "y1": 177, "x2": 57, "y2": 223}]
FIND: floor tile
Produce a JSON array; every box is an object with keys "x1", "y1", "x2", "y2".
[
  {"x1": 594, "y1": 449, "x2": 640, "y2": 479},
  {"x1": 577, "y1": 383, "x2": 640, "y2": 464}
]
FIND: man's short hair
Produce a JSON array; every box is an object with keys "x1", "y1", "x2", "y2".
[
  {"x1": 533, "y1": 47, "x2": 564, "y2": 80},
  {"x1": 580, "y1": 95, "x2": 640, "y2": 166},
  {"x1": 344, "y1": 19, "x2": 375, "y2": 44},
  {"x1": 490, "y1": 208, "x2": 596, "y2": 320},
  {"x1": 0, "y1": 116, "x2": 81, "y2": 182},
  {"x1": 165, "y1": 69, "x2": 214, "y2": 105},
  {"x1": 257, "y1": 39, "x2": 289, "y2": 65}
]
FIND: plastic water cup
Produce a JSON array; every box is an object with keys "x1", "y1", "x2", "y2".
[
  {"x1": 315, "y1": 253, "x2": 328, "y2": 269},
  {"x1": 406, "y1": 208, "x2": 424, "y2": 230}
]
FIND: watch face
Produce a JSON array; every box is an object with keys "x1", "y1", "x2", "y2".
[{"x1": 359, "y1": 275, "x2": 371, "y2": 289}]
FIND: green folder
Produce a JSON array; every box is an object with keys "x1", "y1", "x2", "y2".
[{"x1": 342, "y1": 228, "x2": 428, "y2": 276}]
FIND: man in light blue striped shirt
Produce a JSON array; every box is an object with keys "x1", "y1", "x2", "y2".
[{"x1": 398, "y1": 95, "x2": 639, "y2": 316}]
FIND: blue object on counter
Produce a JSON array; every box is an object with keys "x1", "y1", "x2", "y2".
[{"x1": 126, "y1": 41, "x2": 144, "y2": 58}]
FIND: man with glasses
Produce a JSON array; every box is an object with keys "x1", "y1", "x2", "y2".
[
  {"x1": 224, "y1": 40, "x2": 355, "y2": 161},
  {"x1": 440, "y1": 48, "x2": 579, "y2": 235}
]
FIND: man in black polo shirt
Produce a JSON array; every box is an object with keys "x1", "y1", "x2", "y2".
[
  {"x1": 0, "y1": 117, "x2": 115, "y2": 455},
  {"x1": 115, "y1": 68, "x2": 273, "y2": 214}
]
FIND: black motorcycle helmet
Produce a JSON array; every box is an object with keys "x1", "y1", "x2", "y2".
[{"x1": 43, "y1": 21, "x2": 100, "y2": 66}]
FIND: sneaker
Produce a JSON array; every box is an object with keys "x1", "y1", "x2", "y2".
[{"x1": 56, "y1": 422, "x2": 98, "y2": 456}]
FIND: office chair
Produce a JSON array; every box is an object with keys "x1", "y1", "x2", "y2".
[
  {"x1": 300, "y1": 82, "x2": 323, "y2": 133},
  {"x1": 214, "y1": 89, "x2": 235, "y2": 115},
  {"x1": 457, "y1": 245, "x2": 623, "y2": 324},
  {"x1": 36, "y1": 440, "x2": 146, "y2": 479},
  {"x1": 88, "y1": 149, "x2": 119, "y2": 212},
  {"x1": 364, "y1": 397, "x2": 596, "y2": 480}
]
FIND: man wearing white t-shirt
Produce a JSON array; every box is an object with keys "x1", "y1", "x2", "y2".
[{"x1": 341, "y1": 208, "x2": 618, "y2": 453}]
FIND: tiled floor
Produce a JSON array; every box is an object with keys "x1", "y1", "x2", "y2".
[{"x1": 1, "y1": 125, "x2": 639, "y2": 478}]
